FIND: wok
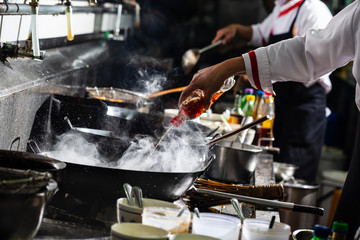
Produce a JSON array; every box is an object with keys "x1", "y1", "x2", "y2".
[{"x1": 37, "y1": 150, "x2": 214, "y2": 203}]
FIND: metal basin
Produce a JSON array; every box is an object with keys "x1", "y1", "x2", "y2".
[
  {"x1": 0, "y1": 179, "x2": 58, "y2": 240},
  {"x1": 204, "y1": 141, "x2": 263, "y2": 184}
]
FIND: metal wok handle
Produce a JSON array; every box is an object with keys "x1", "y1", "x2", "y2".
[
  {"x1": 194, "y1": 187, "x2": 324, "y2": 216},
  {"x1": 207, "y1": 115, "x2": 269, "y2": 145}
]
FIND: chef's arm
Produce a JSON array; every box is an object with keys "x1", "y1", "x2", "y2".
[
  {"x1": 212, "y1": 24, "x2": 253, "y2": 45},
  {"x1": 179, "y1": 57, "x2": 246, "y2": 110},
  {"x1": 243, "y1": 1, "x2": 357, "y2": 94}
]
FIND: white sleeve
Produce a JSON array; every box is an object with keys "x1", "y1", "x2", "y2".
[
  {"x1": 249, "y1": 11, "x2": 276, "y2": 47},
  {"x1": 243, "y1": 0, "x2": 358, "y2": 94}
]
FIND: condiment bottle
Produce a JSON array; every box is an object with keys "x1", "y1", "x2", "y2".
[
  {"x1": 171, "y1": 76, "x2": 236, "y2": 127},
  {"x1": 312, "y1": 225, "x2": 332, "y2": 240},
  {"x1": 240, "y1": 88, "x2": 254, "y2": 109},
  {"x1": 251, "y1": 90, "x2": 265, "y2": 120},
  {"x1": 228, "y1": 90, "x2": 244, "y2": 124},
  {"x1": 331, "y1": 221, "x2": 348, "y2": 240},
  {"x1": 253, "y1": 92, "x2": 275, "y2": 146},
  {"x1": 242, "y1": 95, "x2": 255, "y2": 117}
]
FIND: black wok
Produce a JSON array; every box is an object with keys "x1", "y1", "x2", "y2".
[
  {"x1": 37, "y1": 150, "x2": 214, "y2": 203},
  {"x1": 0, "y1": 149, "x2": 66, "y2": 178}
]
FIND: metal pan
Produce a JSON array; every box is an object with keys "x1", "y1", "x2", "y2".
[{"x1": 33, "y1": 147, "x2": 214, "y2": 203}]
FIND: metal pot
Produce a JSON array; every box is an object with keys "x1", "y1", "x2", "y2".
[
  {"x1": 279, "y1": 180, "x2": 319, "y2": 232},
  {"x1": 204, "y1": 141, "x2": 263, "y2": 184},
  {"x1": 273, "y1": 162, "x2": 298, "y2": 182},
  {"x1": 0, "y1": 179, "x2": 58, "y2": 240}
]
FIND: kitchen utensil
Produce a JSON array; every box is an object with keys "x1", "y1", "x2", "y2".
[
  {"x1": 192, "y1": 212, "x2": 241, "y2": 240},
  {"x1": 182, "y1": 40, "x2": 222, "y2": 74},
  {"x1": 0, "y1": 179, "x2": 58, "y2": 240},
  {"x1": 241, "y1": 218, "x2": 291, "y2": 240},
  {"x1": 123, "y1": 183, "x2": 134, "y2": 206},
  {"x1": 269, "y1": 215, "x2": 276, "y2": 229},
  {"x1": 230, "y1": 198, "x2": 245, "y2": 224},
  {"x1": 133, "y1": 186, "x2": 143, "y2": 208},
  {"x1": 142, "y1": 206, "x2": 191, "y2": 234},
  {"x1": 194, "y1": 187, "x2": 324, "y2": 216},
  {"x1": 111, "y1": 223, "x2": 169, "y2": 240},
  {"x1": 35, "y1": 148, "x2": 215, "y2": 202},
  {"x1": 147, "y1": 86, "x2": 187, "y2": 98},
  {"x1": 0, "y1": 167, "x2": 52, "y2": 194},
  {"x1": 205, "y1": 141, "x2": 262, "y2": 183},
  {"x1": 117, "y1": 197, "x2": 180, "y2": 223},
  {"x1": 177, "y1": 206, "x2": 187, "y2": 217},
  {"x1": 292, "y1": 229, "x2": 314, "y2": 240},
  {"x1": 273, "y1": 162, "x2": 298, "y2": 182},
  {"x1": 207, "y1": 115, "x2": 269, "y2": 145},
  {"x1": 194, "y1": 207, "x2": 200, "y2": 218}
]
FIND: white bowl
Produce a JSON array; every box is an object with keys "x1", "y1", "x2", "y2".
[
  {"x1": 192, "y1": 213, "x2": 241, "y2": 240},
  {"x1": 117, "y1": 198, "x2": 180, "y2": 223},
  {"x1": 111, "y1": 223, "x2": 169, "y2": 240}
]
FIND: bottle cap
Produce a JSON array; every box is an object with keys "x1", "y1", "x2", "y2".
[
  {"x1": 244, "y1": 88, "x2": 254, "y2": 94},
  {"x1": 313, "y1": 225, "x2": 331, "y2": 238},
  {"x1": 256, "y1": 90, "x2": 264, "y2": 97},
  {"x1": 332, "y1": 221, "x2": 348, "y2": 234},
  {"x1": 264, "y1": 92, "x2": 272, "y2": 96},
  {"x1": 246, "y1": 95, "x2": 255, "y2": 101}
]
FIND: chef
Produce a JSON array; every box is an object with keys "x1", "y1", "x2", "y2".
[
  {"x1": 211, "y1": 0, "x2": 333, "y2": 182},
  {"x1": 179, "y1": 1, "x2": 360, "y2": 238}
]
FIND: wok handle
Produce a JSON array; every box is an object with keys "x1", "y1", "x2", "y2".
[
  {"x1": 194, "y1": 187, "x2": 324, "y2": 216},
  {"x1": 289, "y1": 204, "x2": 324, "y2": 216}
]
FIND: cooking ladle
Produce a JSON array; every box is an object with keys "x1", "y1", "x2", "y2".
[
  {"x1": 207, "y1": 115, "x2": 269, "y2": 145},
  {"x1": 230, "y1": 198, "x2": 245, "y2": 224},
  {"x1": 123, "y1": 183, "x2": 134, "y2": 206},
  {"x1": 182, "y1": 40, "x2": 222, "y2": 75}
]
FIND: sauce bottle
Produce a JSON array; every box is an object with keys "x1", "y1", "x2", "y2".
[
  {"x1": 331, "y1": 221, "x2": 348, "y2": 240},
  {"x1": 171, "y1": 76, "x2": 236, "y2": 127},
  {"x1": 228, "y1": 90, "x2": 244, "y2": 124},
  {"x1": 312, "y1": 225, "x2": 332, "y2": 240}
]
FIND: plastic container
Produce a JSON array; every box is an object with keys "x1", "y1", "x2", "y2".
[
  {"x1": 241, "y1": 218, "x2": 291, "y2": 240},
  {"x1": 142, "y1": 207, "x2": 191, "y2": 234},
  {"x1": 192, "y1": 212, "x2": 241, "y2": 240}
]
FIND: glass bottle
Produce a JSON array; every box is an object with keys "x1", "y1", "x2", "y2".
[
  {"x1": 253, "y1": 92, "x2": 275, "y2": 146},
  {"x1": 331, "y1": 221, "x2": 348, "y2": 240},
  {"x1": 171, "y1": 76, "x2": 236, "y2": 127},
  {"x1": 228, "y1": 91, "x2": 244, "y2": 124}
]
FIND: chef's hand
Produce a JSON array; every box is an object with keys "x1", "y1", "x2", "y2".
[
  {"x1": 212, "y1": 24, "x2": 253, "y2": 45},
  {"x1": 212, "y1": 24, "x2": 238, "y2": 45},
  {"x1": 179, "y1": 57, "x2": 246, "y2": 110}
]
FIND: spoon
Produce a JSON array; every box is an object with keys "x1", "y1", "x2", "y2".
[
  {"x1": 123, "y1": 183, "x2": 134, "y2": 206},
  {"x1": 194, "y1": 207, "x2": 200, "y2": 218},
  {"x1": 230, "y1": 198, "x2": 245, "y2": 224},
  {"x1": 182, "y1": 40, "x2": 222, "y2": 75},
  {"x1": 133, "y1": 186, "x2": 143, "y2": 208},
  {"x1": 177, "y1": 206, "x2": 188, "y2": 217}
]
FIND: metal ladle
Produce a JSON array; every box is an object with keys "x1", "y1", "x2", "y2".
[
  {"x1": 123, "y1": 183, "x2": 134, "y2": 206},
  {"x1": 182, "y1": 40, "x2": 222, "y2": 75}
]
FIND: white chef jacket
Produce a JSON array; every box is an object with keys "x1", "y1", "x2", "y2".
[
  {"x1": 248, "y1": 0, "x2": 333, "y2": 93},
  {"x1": 243, "y1": 0, "x2": 360, "y2": 110}
]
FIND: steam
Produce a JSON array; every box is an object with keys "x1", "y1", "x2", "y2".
[
  {"x1": 115, "y1": 124, "x2": 209, "y2": 172},
  {"x1": 51, "y1": 132, "x2": 105, "y2": 166},
  {"x1": 50, "y1": 122, "x2": 209, "y2": 173}
]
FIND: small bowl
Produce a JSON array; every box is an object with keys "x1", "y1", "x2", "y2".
[
  {"x1": 111, "y1": 223, "x2": 169, "y2": 240},
  {"x1": 117, "y1": 197, "x2": 180, "y2": 223}
]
